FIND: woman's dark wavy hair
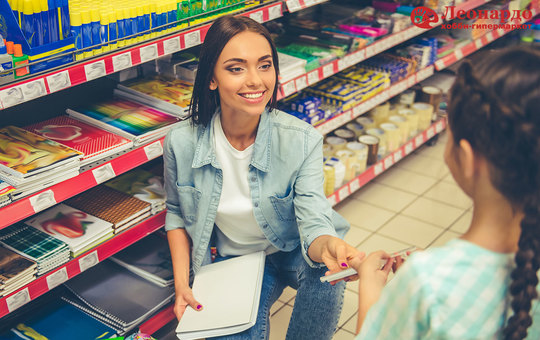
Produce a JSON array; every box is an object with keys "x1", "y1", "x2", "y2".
[
  {"x1": 448, "y1": 46, "x2": 540, "y2": 340},
  {"x1": 189, "y1": 15, "x2": 280, "y2": 126}
]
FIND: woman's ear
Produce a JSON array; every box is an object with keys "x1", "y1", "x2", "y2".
[{"x1": 209, "y1": 79, "x2": 217, "y2": 90}]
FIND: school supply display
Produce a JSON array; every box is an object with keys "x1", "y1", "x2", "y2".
[
  {"x1": 278, "y1": 52, "x2": 307, "y2": 83},
  {"x1": 25, "y1": 115, "x2": 134, "y2": 166},
  {"x1": 67, "y1": 98, "x2": 181, "y2": 146},
  {"x1": 25, "y1": 204, "x2": 114, "y2": 258},
  {"x1": 0, "y1": 222, "x2": 70, "y2": 276},
  {"x1": 0, "y1": 247, "x2": 37, "y2": 297},
  {"x1": 65, "y1": 185, "x2": 151, "y2": 234},
  {"x1": 62, "y1": 260, "x2": 175, "y2": 334},
  {"x1": 176, "y1": 251, "x2": 265, "y2": 340},
  {"x1": 109, "y1": 233, "x2": 173, "y2": 287}
]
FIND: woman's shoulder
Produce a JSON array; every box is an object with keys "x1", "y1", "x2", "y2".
[{"x1": 268, "y1": 109, "x2": 321, "y2": 141}]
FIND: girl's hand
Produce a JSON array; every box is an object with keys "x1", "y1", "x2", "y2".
[
  {"x1": 174, "y1": 286, "x2": 203, "y2": 321},
  {"x1": 313, "y1": 235, "x2": 365, "y2": 284}
]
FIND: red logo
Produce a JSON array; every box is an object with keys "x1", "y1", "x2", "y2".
[{"x1": 411, "y1": 7, "x2": 439, "y2": 29}]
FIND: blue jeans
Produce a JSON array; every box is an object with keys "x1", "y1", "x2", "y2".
[{"x1": 210, "y1": 247, "x2": 346, "y2": 340}]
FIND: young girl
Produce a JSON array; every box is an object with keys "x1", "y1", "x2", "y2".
[
  {"x1": 163, "y1": 15, "x2": 363, "y2": 339},
  {"x1": 351, "y1": 46, "x2": 540, "y2": 339}
]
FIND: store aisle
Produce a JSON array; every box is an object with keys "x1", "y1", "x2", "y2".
[{"x1": 268, "y1": 130, "x2": 474, "y2": 340}]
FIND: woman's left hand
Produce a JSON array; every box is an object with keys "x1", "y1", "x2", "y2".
[{"x1": 309, "y1": 235, "x2": 365, "y2": 284}]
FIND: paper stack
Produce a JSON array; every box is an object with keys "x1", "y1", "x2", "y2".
[
  {"x1": 0, "y1": 180, "x2": 14, "y2": 208},
  {"x1": 278, "y1": 52, "x2": 308, "y2": 83},
  {"x1": 66, "y1": 98, "x2": 181, "y2": 146},
  {"x1": 65, "y1": 185, "x2": 151, "y2": 234},
  {"x1": 0, "y1": 126, "x2": 82, "y2": 200},
  {"x1": 25, "y1": 204, "x2": 114, "y2": 258},
  {"x1": 109, "y1": 233, "x2": 173, "y2": 287},
  {"x1": 0, "y1": 247, "x2": 37, "y2": 297},
  {"x1": 25, "y1": 115, "x2": 134, "y2": 166},
  {"x1": 62, "y1": 260, "x2": 175, "y2": 335},
  {"x1": 0, "y1": 223, "x2": 70, "y2": 276},
  {"x1": 104, "y1": 168, "x2": 166, "y2": 215}
]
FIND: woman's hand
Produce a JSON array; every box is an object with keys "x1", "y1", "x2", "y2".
[
  {"x1": 309, "y1": 235, "x2": 365, "y2": 284},
  {"x1": 174, "y1": 286, "x2": 203, "y2": 321}
]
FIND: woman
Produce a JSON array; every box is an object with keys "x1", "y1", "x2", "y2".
[{"x1": 163, "y1": 15, "x2": 363, "y2": 339}]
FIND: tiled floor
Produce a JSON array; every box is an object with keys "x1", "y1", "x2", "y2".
[{"x1": 268, "y1": 131, "x2": 474, "y2": 339}]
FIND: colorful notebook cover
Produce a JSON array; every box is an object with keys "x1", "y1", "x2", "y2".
[
  {"x1": 66, "y1": 98, "x2": 180, "y2": 139},
  {"x1": 25, "y1": 204, "x2": 114, "y2": 256},
  {"x1": 65, "y1": 185, "x2": 151, "y2": 229},
  {"x1": 25, "y1": 116, "x2": 133, "y2": 163},
  {"x1": 0, "y1": 247, "x2": 36, "y2": 285},
  {"x1": 104, "y1": 169, "x2": 166, "y2": 209},
  {"x1": 0, "y1": 126, "x2": 82, "y2": 178}
]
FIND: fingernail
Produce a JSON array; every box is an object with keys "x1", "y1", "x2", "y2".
[
  {"x1": 197, "y1": 305, "x2": 202, "y2": 310},
  {"x1": 341, "y1": 262, "x2": 348, "y2": 268}
]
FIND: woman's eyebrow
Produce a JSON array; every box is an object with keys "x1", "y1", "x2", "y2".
[{"x1": 223, "y1": 55, "x2": 272, "y2": 64}]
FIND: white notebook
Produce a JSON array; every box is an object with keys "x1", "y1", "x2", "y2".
[{"x1": 176, "y1": 251, "x2": 266, "y2": 340}]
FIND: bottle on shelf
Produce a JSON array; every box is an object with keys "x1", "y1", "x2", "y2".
[
  {"x1": 13, "y1": 44, "x2": 30, "y2": 79},
  {"x1": 0, "y1": 36, "x2": 15, "y2": 85}
]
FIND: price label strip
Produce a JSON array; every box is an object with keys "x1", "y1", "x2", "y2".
[
  {"x1": 79, "y1": 251, "x2": 99, "y2": 272},
  {"x1": 84, "y1": 60, "x2": 106, "y2": 81},
  {"x1": 144, "y1": 141, "x2": 164, "y2": 160},
  {"x1": 6, "y1": 288, "x2": 30, "y2": 313},
  {"x1": 0, "y1": 86, "x2": 25, "y2": 108},
  {"x1": 112, "y1": 52, "x2": 133, "y2": 72},
  {"x1": 307, "y1": 70, "x2": 319, "y2": 85},
  {"x1": 295, "y1": 76, "x2": 308, "y2": 92},
  {"x1": 249, "y1": 11, "x2": 264, "y2": 23},
  {"x1": 184, "y1": 30, "x2": 202, "y2": 49},
  {"x1": 20, "y1": 79, "x2": 47, "y2": 101},
  {"x1": 268, "y1": 4, "x2": 282, "y2": 20},
  {"x1": 163, "y1": 37, "x2": 181, "y2": 55},
  {"x1": 47, "y1": 71, "x2": 72, "y2": 93},
  {"x1": 29, "y1": 190, "x2": 57, "y2": 213},
  {"x1": 139, "y1": 44, "x2": 158, "y2": 63},
  {"x1": 46, "y1": 267, "x2": 68, "y2": 290},
  {"x1": 92, "y1": 163, "x2": 116, "y2": 184}
]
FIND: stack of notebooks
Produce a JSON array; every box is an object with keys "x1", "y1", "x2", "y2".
[
  {"x1": 24, "y1": 115, "x2": 134, "y2": 167},
  {"x1": 0, "y1": 180, "x2": 14, "y2": 207},
  {"x1": 65, "y1": 185, "x2": 151, "y2": 234},
  {"x1": 109, "y1": 233, "x2": 173, "y2": 287},
  {"x1": 104, "y1": 168, "x2": 166, "y2": 215},
  {"x1": 62, "y1": 260, "x2": 175, "y2": 335},
  {"x1": 114, "y1": 76, "x2": 193, "y2": 118},
  {"x1": 66, "y1": 98, "x2": 181, "y2": 146},
  {"x1": 25, "y1": 204, "x2": 114, "y2": 258},
  {"x1": 0, "y1": 126, "x2": 82, "y2": 200},
  {"x1": 278, "y1": 52, "x2": 308, "y2": 83},
  {"x1": 0, "y1": 222, "x2": 70, "y2": 276},
  {"x1": 0, "y1": 247, "x2": 37, "y2": 297}
]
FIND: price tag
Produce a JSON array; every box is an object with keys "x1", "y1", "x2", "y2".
[
  {"x1": 0, "y1": 86, "x2": 24, "y2": 108},
  {"x1": 435, "y1": 120, "x2": 444, "y2": 133},
  {"x1": 374, "y1": 163, "x2": 383, "y2": 175},
  {"x1": 475, "y1": 39, "x2": 483, "y2": 49},
  {"x1": 282, "y1": 81, "x2": 297, "y2": 97},
  {"x1": 84, "y1": 60, "x2": 106, "y2": 81},
  {"x1": 46, "y1": 267, "x2": 68, "y2": 290},
  {"x1": 486, "y1": 32, "x2": 494, "y2": 42},
  {"x1": 338, "y1": 186, "x2": 350, "y2": 201},
  {"x1": 435, "y1": 59, "x2": 446, "y2": 70},
  {"x1": 322, "y1": 63, "x2": 334, "y2": 78},
  {"x1": 307, "y1": 70, "x2": 319, "y2": 85},
  {"x1": 184, "y1": 30, "x2": 202, "y2": 49},
  {"x1": 47, "y1": 71, "x2": 71, "y2": 93},
  {"x1": 79, "y1": 251, "x2": 99, "y2": 272},
  {"x1": 295, "y1": 76, "x2": 308, "y2": 92},
  {"x1": 415, "y1": 134, "x2": 424, "y2": 147},
  {"x1": 407, "y1": 75, "x2": 416, "y2": 88},
  {"x1": 351, "y1": 50, "x2": 365, "y2": 65},
  {"x1": 352, "y1": 105, "x2": 363, "y2": 118},
  {"x1": 6, "y1": 288, "x2": 30, "y2": 312},
  {"x1": 285, "y1": 0, "x2": 302, "y2": 12},
  {"x1": 304, "y1": 0, "x2": 315, "y2": 6},
  {"x1": 384, "y1": 156, "x2": 394, "y2": 169},
  {"x1": 327, "y1": 194, "x2": 337, "y2": 206},
  {"x1": 30, "y1": 190, "x2": 56, "y2": 213},
  {"x1": 427, "y1": 127, "x2": 435, "y2": 139},
  {"x1": 454, "y1": 49, "x2": 464, "y2": 60},
  {"x1": 404, "y1": 142, "x2": 414, "y2": 155},
  {"x1": 139, "y1": 44, "x2": 158, "y2": 63},
  {"x1": 92, "y1": 163, "x2": 115, "y2": 184},
  {"x1": 112, "y1": 52, "x2": 133, "y2": 72},
  {"x1": 268, "y1": 4, "x2": 282, "y2": 20},
  {"x1": 365, "y1": 45, "x2": 375, "y2": 58},
  {"x1": 249, "y1": 11, "x2": 264, "y2": 23},
  {"x1": 337, "y1": 58, "x2": 347, "y2": 71},
  {"x1": 163, "y1": 37, "x2": 181, "y2": 55},
  {"x1": 144, "y1": 140, "x2": 164, "y2": 160},
  {"x1": 393, "y1": 149, "x2": 403, "y2": 162},
  {"x1": 19, "y1": 79, "x2": 46, "y2": 101},
  {"x1": 349, "y1": 178, "x2": 360, "y2": 193}
]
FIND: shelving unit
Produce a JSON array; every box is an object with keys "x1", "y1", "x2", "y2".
[{"x1": 0, "y1": 0, "x2": 535, "y2": 335}]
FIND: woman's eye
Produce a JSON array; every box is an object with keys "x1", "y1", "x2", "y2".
[
  {"x1": 228, "y1": 67, "x2": 243, "y2": 73},
  {"x1": 260, "y1": 64, "x2": 272, "y2": 70}
]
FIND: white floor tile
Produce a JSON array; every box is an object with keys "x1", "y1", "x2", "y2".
[
  {"x1": 343, "y1": 226, "x2": 372, "y2": 248},
  {"x1": 375, "y1": 168, "x2": 438, "y2": 195},
  {"x1": 377, "y1": 215, "x2": 445, "y2": 249},
  {"x1": 336, "y1": 199, "x2": 396, "y2": 231},
  {"x1": 341, "y1": 312, "x2": 358, "y2": 334},
  {"x1": 423, "y1": 181, "x2": 472, "y2": 209},
  {"x1": 429, "y1": 230, "x2": 462, "y2": 248},
  {"x1": 442, "y1": 173, "x2": 457, "y2": 185},
  {"x1": 338, "y1": 290, "x2": 359, "y2": 329},
  {"x1": 269, "y1": 305, "x2": 293, "y2": 340},
  {"x1": 333, "y1": 329, "x2": 357, "y2": 340},
  {"x1": 352, "y1": 182, "x2": 417, "y2": 213},
  {"x1": 397, "y1": 153, "x2": 449, "y2": 179},
  {"x1": 356, "y1": 233, "x2": 412, "y2": 256},
  {"x1": 401, "y1": 197, "x2": 465, "y2": 228},
  {"x1": 415, "y1": 142, "x2": 446, "y2": 160},
  {"x1": 450, "y1": 210, "x2": 473, "y2": 234}
]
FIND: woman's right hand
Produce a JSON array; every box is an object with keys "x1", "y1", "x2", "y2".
[{"x1": 174, "y1": 286, "x2": 203, "y2": 321}]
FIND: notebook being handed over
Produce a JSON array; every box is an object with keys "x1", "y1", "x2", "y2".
[{"x1": 176, "y1": 251, "x2": 266, "y2": 340}]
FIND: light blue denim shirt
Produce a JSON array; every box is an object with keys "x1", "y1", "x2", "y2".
[{"x1": 163, "y1": 108, "x2": 350, "y2": 274}]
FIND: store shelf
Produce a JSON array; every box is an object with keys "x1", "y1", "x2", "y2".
[
  {"x1": 139, "y1": 304, "x2": 176, "y2": 335},
  {"x1": 435, "y1": 7, "x2": 538, "y2": 70},
  {"x1": 0, "y1": 138, "x2": 166, "y2": 230},
  {"x1": 453, "y1": 0, "x2": 491, "y2": 13},
  {"x1": 315, "y1": 65, "x2": 435, "y2": 135},
  {"x1": 327, "y1": 118, "x2": 447, "y2": 206},
  {"x1": 0, "y1": 211, "x2": 166, "y2": 318},
  {"x1": 0, "y1": 2, "x2": 284, "y2": 110},
  {"x1": 284, "y1": 0, "x2": 328, "y2": 13}
]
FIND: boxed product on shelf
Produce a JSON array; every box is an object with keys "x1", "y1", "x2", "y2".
[{"x1": 278, "y1": 52, "x2": 307, "y2": 83}]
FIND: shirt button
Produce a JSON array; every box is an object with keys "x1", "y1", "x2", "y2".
[{"x1": 254, "y1": 202, "x2": 259, "y2": 208}]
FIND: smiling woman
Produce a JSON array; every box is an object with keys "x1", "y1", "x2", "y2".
[{"x1": 163, "y1": 15, "x2": 364, "y2": 340}]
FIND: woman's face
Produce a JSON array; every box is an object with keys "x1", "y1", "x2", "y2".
[{"x1": 210, "y1": 31, "x2": 276, "y2": 119}]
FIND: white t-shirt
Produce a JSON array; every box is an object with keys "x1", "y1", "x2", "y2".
[{"x1": 213, "y1": 114, "x2": 277, "y2": 256}]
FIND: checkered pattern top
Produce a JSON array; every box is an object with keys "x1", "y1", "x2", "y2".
[{"x1": 357, "y1": 239, "x2": 540, "y2": 339}]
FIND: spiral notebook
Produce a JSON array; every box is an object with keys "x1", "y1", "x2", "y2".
[{"x1": 176, "y1": 251, "x2": 266, "y2": 340}]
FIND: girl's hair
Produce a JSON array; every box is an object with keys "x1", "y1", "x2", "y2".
[
  {"x1": 189, "y1": 15, "x2": 280, "y2": 126},
  {"x1": 448, "y1": 46, "x2": 540, "y2": 340}
]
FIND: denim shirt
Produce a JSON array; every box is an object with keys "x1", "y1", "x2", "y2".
[{"x1": 163, "y1": 108, "x2": 350, "y2": 274}]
